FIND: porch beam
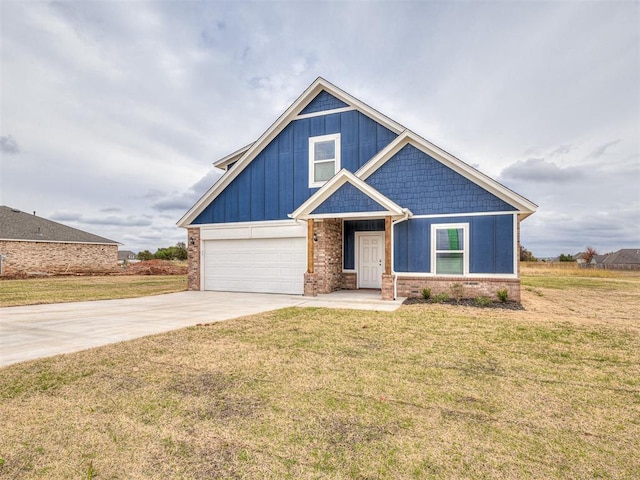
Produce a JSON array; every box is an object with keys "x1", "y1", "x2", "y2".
[
  {"x1": 307, "y1": 219, "x2": 314, "y2": 273},
  {"x1": 385, "y1": 215, "x2": 391, "y2": 275}
]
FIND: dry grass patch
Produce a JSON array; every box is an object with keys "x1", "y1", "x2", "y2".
[
  {"x1": 0, "y1": 275, "x2": 187, "y2": 307},
  {"x1": 0, "y1": 271, "x2": 639, "y2": 479}
]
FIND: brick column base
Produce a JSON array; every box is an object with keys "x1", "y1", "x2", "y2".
[
  {"x1": 304, "y1": 272, "x2": 318, "y2": 297},
  {"x1": 381, "y1": 274, "x2": 395, "y2": 300}
]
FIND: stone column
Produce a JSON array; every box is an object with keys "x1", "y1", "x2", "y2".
[{"x1": 187, "y1": 227, "x2": 201, "y2": 291}]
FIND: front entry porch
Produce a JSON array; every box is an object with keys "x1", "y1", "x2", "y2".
[
  {"x1": 288, "y1": 169, "x2": 412, "y2": 301},
  {"x1": 303, "y1": 217, "x2": 396, "y2": 300}
]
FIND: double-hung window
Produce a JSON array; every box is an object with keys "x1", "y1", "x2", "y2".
[
  {"x1": 431, "y1": 223, "x2": 469, "y2": 275},
  {"x1": 309, "y1": 134, "x2": 340, "y2": 187}
]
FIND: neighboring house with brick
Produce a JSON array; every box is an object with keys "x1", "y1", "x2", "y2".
[
  {"x1": 0, "y1": 206, "x2": 119, "y2": 276},
  {"x1": 178, "y1": 78, "x2": 537, "y2": 301}
]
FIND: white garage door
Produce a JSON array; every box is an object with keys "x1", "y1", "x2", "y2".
[{"x1": 203, "y1": 237, "x2": 306, "y2": 295}]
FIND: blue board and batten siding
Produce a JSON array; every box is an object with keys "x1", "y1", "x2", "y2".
[
  {"x1": 393, "y1": 215, "x2": 515, "y2": 274},
  {"x1": 192, "y1": 110, "x2": 397, "y2": 224}
]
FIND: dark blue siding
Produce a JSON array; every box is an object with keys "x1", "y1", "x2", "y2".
[
  {"x1": 300, "y1": 90, "x2": 349, "y2": 114},
  {"x1": 393, "y1": 215, "x2": 515, "y2": 274},
  {"x1": 250, "y1": 155, "x2": 265, "y2": 220},
  {"x1": 238, "y1": 170, "x2": 251, "y2": 221},
  {"x1": 471, "y1": 216, "x2": 495, "y2": 273},
  {"x1": 344, "y1": 219, "x2": 385, "y2": 269},
  {"x1": 192, "y1": 111, "x2": 397, "y2": 224},
  {"x1": 493, "y1": 215, "x2": 514, "y2": 273},
  {"x1": 394, "y1": 221, "x2": 409, "y2": 272},
  {"x1": 312, "y1": 183, "x2": 386, "y2": 215},
  {"x1": 367, "y1": 144, "x2": 516, "y2": 215},
  {"x1": 264, "y1": 143, "x2": 279, "y2": 219}
]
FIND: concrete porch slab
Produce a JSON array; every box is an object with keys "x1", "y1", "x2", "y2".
[{"x1": 295, "y1": 289, "x2": 405, "y2": 311}]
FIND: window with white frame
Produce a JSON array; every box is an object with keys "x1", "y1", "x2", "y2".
[
  {"x1": 309, "y1": 134, "x2": 340, "y2": 187},
  {"x1": 431, "y1": 223, "x2": 469, "y2": 275}
]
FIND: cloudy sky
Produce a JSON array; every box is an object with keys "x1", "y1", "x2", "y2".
[{"x1": 1, "y1": 0, "x2": 638, "y2": 257}]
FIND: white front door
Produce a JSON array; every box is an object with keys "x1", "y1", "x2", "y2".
[{"x1": 357, "y1": 233, "x2": 384, "y2": 289}]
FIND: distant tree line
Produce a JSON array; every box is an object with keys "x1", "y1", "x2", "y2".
[
  {"x1": 520, "y1": 245, "x2": 537, "y2": 262},
  {"x1": 137, "y1": 242, "x2": 187, "y2": 261}
]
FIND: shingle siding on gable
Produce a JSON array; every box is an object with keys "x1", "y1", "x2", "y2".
[
  {"x1": 366, "y1": 144, "x2": 516, "y2": 215},
  {"x1": 393, "y1": 215, "x2": 514, "y2": 273},
  {"x1": 311, "y1": 183, "x2": 386, "y2": 215},
  {"x1": 300, "y1": 91, "x2": 349, "y2": 115},
  {"x1": 192, "y1": 111, "x2": 397, "y2": 224}
]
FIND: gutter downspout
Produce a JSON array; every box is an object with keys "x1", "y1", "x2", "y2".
[{"x1": 391, "y1": 209, "x2": 412, "y2": 300}]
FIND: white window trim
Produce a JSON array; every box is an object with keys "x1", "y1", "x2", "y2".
[
  {"x1": 309, "y1": 133, "x2": 341, "y2": 188},
  {"x1": 430, "y1": 223, "x2": 469, "y2": 276}
]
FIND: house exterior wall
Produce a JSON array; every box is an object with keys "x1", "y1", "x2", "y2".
[
  {"x1": 300, "y1": 91, "x2": 348, "y2": 114},
  {"x1": 343, "y1": 219, "x2": 385, "y2": 270},
  {"x1": 0, "y1": 240, "x2": 117, "y2": 276},
  {"x1": 393, "y1": 214, "x2": 515, "y2": 274},
  {"x1": 192, "y1": 109, "x2": 397, "y2": 224},
  {"x1": 367, "y1": 144, "x2": 516, "y2": 215},
  {"x1": 395, "y1": 276, "x2": 521, "y2": 302},
  {"x1": 311, "y1": 183, "x2": 386, "y2": 215}
]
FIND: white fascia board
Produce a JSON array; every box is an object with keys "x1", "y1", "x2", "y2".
[
  {"x1": 213, "y1": 142, "x2": 254, "y2": 169},
  {"x1": 356, "y1": 130, "x2": 538, "y2": 215},
  {"x1": 179, "y1": 78, "x2": 409, "y2": 228},
  {"x1": 290, "y1": 169, "x2": 405, "y2": 219},
  {"x1": 303, "y1": 78, "x2": 406, "y2": 134},
  {"x1": 180, "y1": 79, "x2": 347, "y2": 227}
]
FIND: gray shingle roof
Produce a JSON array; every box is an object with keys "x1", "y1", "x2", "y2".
[
  {"x1": 0, "y1": 206, "x2": 120, "y2": 245},
  {"x1": 602, "y1": 249, "x2": 640, "y2": 265}
]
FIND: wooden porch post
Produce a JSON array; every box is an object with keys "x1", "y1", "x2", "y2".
[
  {"x1": 385, "y1": 216, "x2": 392, "y2": 275},
  {"x1": 307, "y1": 219, "x2": 314, "y2": 273}
]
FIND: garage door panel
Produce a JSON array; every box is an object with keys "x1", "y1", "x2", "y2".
[{"x1": 203, "y1": 237, "x2": 305, "y2": 295}]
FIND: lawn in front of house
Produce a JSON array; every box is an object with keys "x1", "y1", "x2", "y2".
[
  {"x1": 0, "y1": 270, "x2": 638, "y2": 479},
  {"x1": 0, "y1": 275, "x2": 187, "y2": 307}
]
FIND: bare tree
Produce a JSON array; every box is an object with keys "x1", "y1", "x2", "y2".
[{"x1": 581, "y1": 246, "x2": 598, "y2": 264}]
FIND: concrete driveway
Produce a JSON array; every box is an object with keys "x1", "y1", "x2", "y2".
[{"x1": 0, "y1": 290, "x2": 403, "y2": 367}]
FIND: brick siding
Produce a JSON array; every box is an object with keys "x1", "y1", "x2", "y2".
[
  {"x1": 312, "y1": 219, "x2": 343, "y2": 294},
  {"x1": 341, "y1": 272, "x2": 357, "y2": 290},
  {"x1": 396, "y1": 276, "x2": 521, "y2": 302},
  {"x1": 0, "y1": 240, "x2": 117, "y2": 276}
]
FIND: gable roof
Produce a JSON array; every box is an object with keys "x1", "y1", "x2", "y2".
[
  {"x1": 290, "y1": 169, "x2": 409, "y2": 220},
  {"x1": 178, "y1": 77, "x2": 537, "y2": 227},
  {"x1": 602, "y1": 249, "x2": 640, "y2": 265},
  {"x1": 356, "y1": 130, "x2": 538, "y2": 217},
  {"x1": 178, "y1": 77, "x2": 406, "y2": 227},
  {"x1": 0, "y1": 206, "x2": 120, "y2": 245},
  {"x1": 118, "y1": 250, "x2": 137, "y2": 260}
]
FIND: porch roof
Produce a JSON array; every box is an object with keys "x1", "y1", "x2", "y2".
[{"x1": 289, "y1": 169, "x2": 411, "y2": 220}]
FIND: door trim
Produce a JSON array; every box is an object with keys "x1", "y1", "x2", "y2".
[{"x1": 355, "y1": 232, "x2": 385, "y2": 289}]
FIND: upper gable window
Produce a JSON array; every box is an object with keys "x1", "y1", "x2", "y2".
[{"x1": 309, "y1": 134, "x2": 341, "y2": 188}]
